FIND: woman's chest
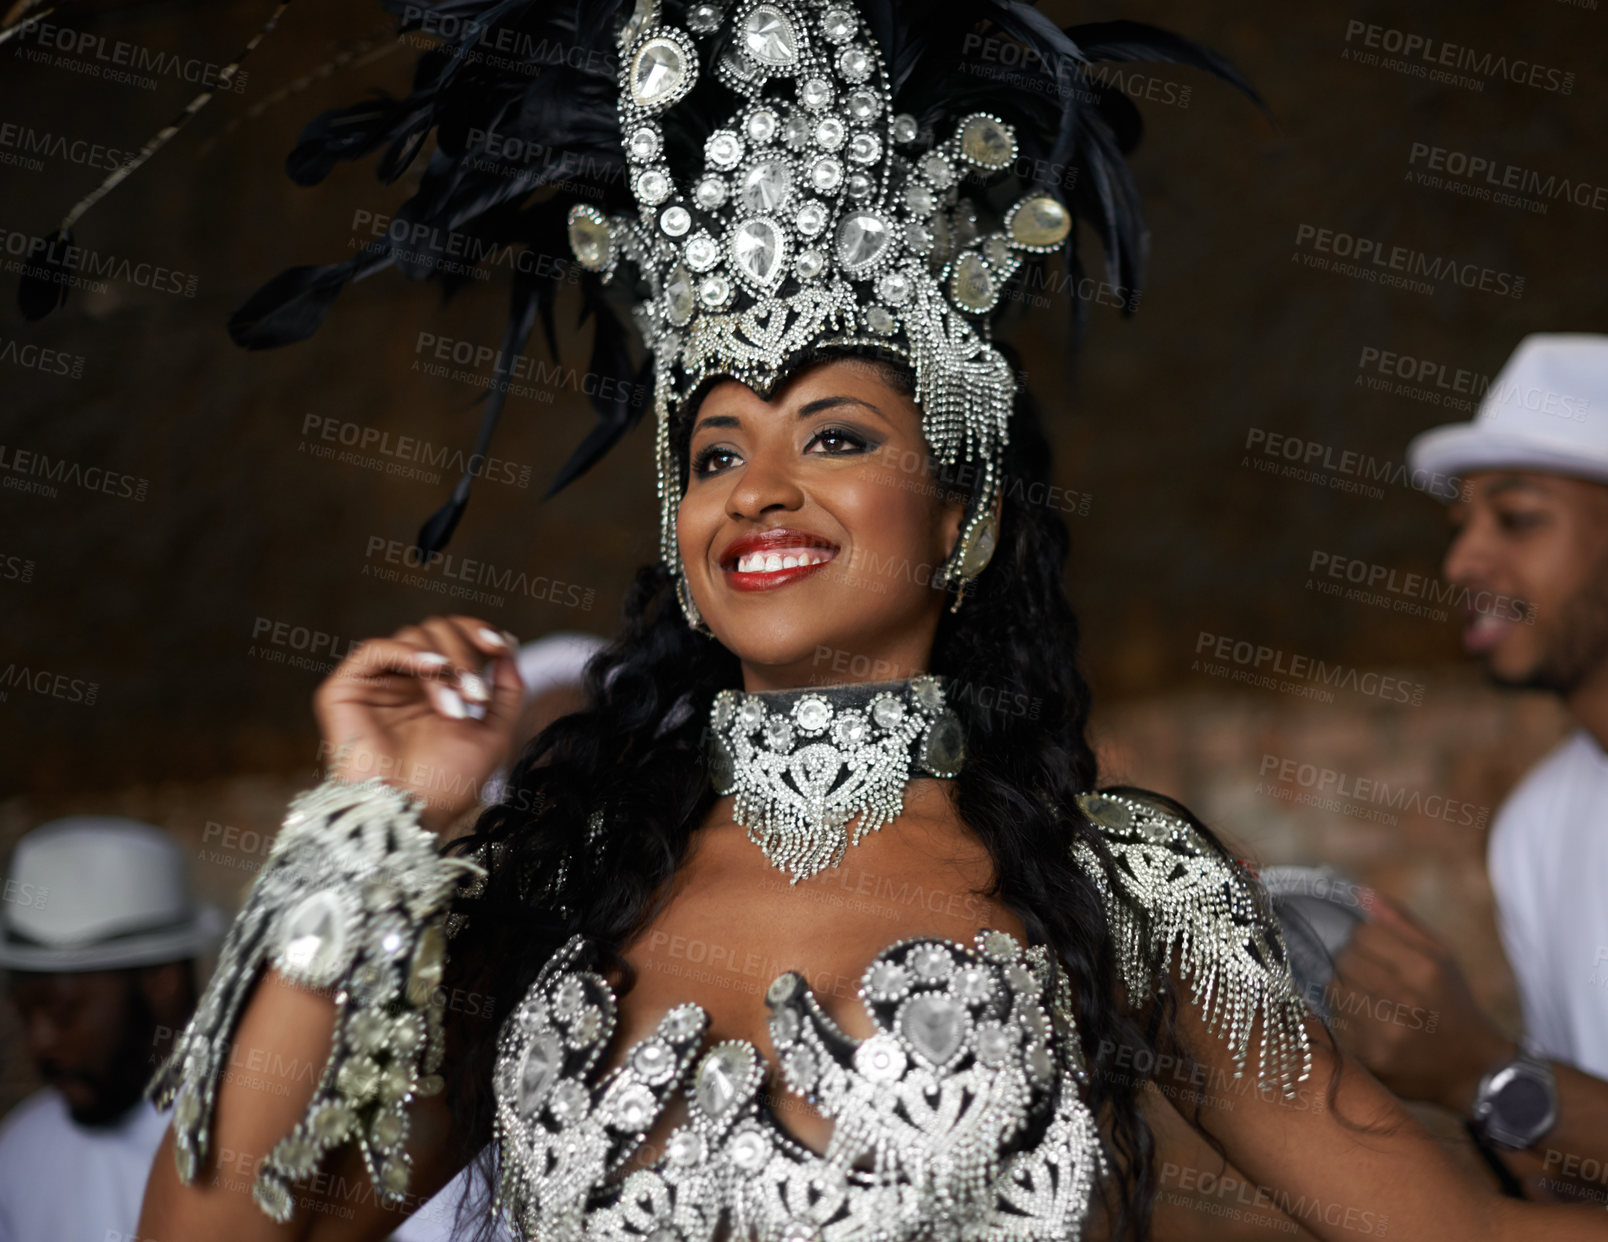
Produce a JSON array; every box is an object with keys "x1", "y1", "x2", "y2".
[{"x1": 613, "y1": 814, "x2": 1029, "y2": 1060}]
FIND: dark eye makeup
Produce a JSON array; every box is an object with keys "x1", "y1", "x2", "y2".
[
  {"x1": 690, "y1": 424, "x2": 878, "y2": 477},
  {"x1": 806, "y1": 424, "x2": 875, "y2": 455}
]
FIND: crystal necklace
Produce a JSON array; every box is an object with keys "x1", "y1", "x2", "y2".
[{"x1": 705, "y1": 675, "x2": 966, "y2": 882}]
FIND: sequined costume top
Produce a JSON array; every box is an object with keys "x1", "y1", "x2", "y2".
[{"x1": 150, "y1": 785, "x2": 1311, "y2": 1240}]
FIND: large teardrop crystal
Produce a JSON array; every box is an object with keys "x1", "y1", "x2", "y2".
[
  {"x1": 959, "y1": 115, "x2": 1015, "y2": 168},
  {"x1": 567, "y1": 205, "x2": 612, "y2": 270},
  {"x1": 743, "y1": 5, "x2": 799, "y2": 66},
  {"x1": 950, "y1": 252, "x2": 994, "y2": 311},
  {"x1": 517, "y1": 1032, "x2": 563, "y2": 1117},
  {"x1": 740, "y1": 160, "x2": 792, "y2": 213},
  {"x1": 277, "y1": 890, "x2": 352, "y2": 984},
  {"x1": 835, "y1": 212, "x2": 890, "y2": 272},
  {"x1": 732, "y1": 218, "x2": 786, "y2": 288},
  {"x1": 631, "y1": 37, "x2": 691, "y2": 107},
  {"x1": 1008, "y1": 194, "x2": 1071, "y2": 249},
  {"x1": 665, "y1": 262, "x2": 694, "y2": 326}
]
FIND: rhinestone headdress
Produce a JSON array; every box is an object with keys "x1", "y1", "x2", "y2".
[
  {"x1": 16, "y1": 1, "x2": 1255, "y2": 579},
  {"x1": 569, "y1": 0, "x2": 1074, "y2": 625}
]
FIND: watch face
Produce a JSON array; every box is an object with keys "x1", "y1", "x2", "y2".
[{"x1": 1493, "y1": 1074, "x2": 1553, "y2": 1131}]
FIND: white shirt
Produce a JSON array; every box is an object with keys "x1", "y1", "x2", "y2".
[
  {"x1": 391, "y1": 1167, "x2": 513, "y2": 1242},
  {"x1": 0, "y1": 1089, "x2": 167, "y2": 1242},
  {"x1": 1487, "y1": 727, "x2": 1608, "y2": 1078}
]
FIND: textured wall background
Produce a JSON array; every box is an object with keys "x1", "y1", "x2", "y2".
[{"x1": 1, "y1": 0, "x2": 1601, "y2": 1170}]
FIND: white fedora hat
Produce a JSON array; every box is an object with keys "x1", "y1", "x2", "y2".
[
  {"x1": 1408, "y1": 333, "x2": 1608, "y2": 491},
  {"x1": 0, "y1": 817, "x2": 223, "y2": 972}
]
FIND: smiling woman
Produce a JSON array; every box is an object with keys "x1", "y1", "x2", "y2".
[{"x1": 120, "y1": 1, "x2": 1608, "y2": 1242}]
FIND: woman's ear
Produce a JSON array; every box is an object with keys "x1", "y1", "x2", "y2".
[
  {"x1": 940, "y1": 480, "x2": 965, "y2": 562},
  {"x1": 941, "y1": 484, "x2": 1003, "y2": 564}
]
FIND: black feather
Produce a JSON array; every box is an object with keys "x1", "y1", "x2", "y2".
[
  {"x1": 415, "y1": 487, "x2": 470, "y2": 560},
  {"x1": 1067, "y1": 20, "x2": 1266, "y2": 114},
  {"x1": 16, "y1": 229, "x2": 75, "y2": 322},
  {"x1": 545, "y1": 279, "x2": 639, "y2": 496},
  {"x1": 228, "y1": 243, "x2": 392, "y2": 348},
  {"x1": 13, "y1": 2, "x2": 295, "y2": 321},
  {"x1": 417, "y1": 258, "x2": 545, "y2": 552},
  {"x1": 286, "y1": 94, "x2": 435, "y2": 185}
]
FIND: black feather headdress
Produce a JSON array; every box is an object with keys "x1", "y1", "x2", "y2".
[{"x1": 13, "y1": 0, "x2": 1259, "y2": 557}]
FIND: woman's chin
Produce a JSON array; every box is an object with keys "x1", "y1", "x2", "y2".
[
  {"x1": 708, "y1": 619, "x2": 840, "y2": 676},
  {"x1": 695, "y1": 578, "x2": 932, "y2": 678}
]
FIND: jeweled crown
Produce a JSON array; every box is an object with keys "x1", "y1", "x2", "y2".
[{"x1": 568, "y1": 0, "x2": 1074, "y2": 625}]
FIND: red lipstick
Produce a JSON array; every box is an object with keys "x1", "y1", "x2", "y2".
[{"x1": 720, "y1": 528, "x2": 840, "y2": 592}]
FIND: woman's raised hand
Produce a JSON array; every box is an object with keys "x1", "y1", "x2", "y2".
[{"x1": 313, "y1": 615, "x2": 526, "y2": 835}]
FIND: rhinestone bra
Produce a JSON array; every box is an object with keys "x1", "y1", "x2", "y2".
[{"x1": 492, "y1": 930, "x2": 1104, "y2": 1241}]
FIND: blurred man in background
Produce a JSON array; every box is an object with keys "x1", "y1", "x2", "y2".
[
  {"x1": 1330, "y1": 333, "x2": 1608, "y2": 1201},
  {"x1": 0, "y1": 816, "x2": 221, "y2": 1241}
]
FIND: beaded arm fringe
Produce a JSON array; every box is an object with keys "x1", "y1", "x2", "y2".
[
  {"x1": 147, "y1": 779, "x2": 484, "y2": 1223},
  {"x1": 1072, "y1": 790, "x2": 1315, "y2": 1097}
]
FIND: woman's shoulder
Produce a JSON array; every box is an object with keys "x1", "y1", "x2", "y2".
[
  {"x1": 1067, "y1": 785, "x2": 1249, "y2": 891},
  {"x1": 1068, "y1": 785, "x2": 1313, "y2": 1093}
]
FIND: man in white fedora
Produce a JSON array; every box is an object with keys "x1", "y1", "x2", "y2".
[
  {"x1": 0, "y1": 816, "x2": 221, "y2": 1242},
  {"x1": 1328, "y1": 333, "x2": 1608, "y2": 1201}
]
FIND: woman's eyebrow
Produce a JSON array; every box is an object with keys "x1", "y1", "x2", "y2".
[
  {"x1": 691, "y1": 394, "x2": 889, "y2": 438},
  {"x1": 690, "y1": 413, "x2": 740, "y2": 436},
  {"x1": 795, "y1": 395, "x2": 889, "y2": 424}
]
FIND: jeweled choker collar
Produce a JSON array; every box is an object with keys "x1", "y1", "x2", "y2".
[{"x1": 705, "y1": 675, "x2": 965, "y2": 882}]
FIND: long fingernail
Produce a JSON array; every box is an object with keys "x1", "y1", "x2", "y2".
[
  {"x1": 457, "y1": 672, "x2": 490, "y2": 703},
  {"x1": 500, "y1": 629, "x2": 519, "y2": 648},
  {"x1": 417, "y1": 652, "x2": 450, "y2": 668},
  {"x1": 478, "y1": 626, "x2": 509, "y2": 649},
  {"x1": 436, "y1": 686, "x2": 467, "y2": 719}
]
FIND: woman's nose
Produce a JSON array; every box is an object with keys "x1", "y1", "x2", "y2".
[{"x1": 726, "y1": 447, "x2": 804, "y2": 518}]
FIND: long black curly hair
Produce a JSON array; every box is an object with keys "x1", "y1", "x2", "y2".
[{"x1": 437, "y1": 337, "x2": 1250, "y2": 1242}]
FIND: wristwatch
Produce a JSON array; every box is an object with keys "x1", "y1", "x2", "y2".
[{"x1": 1470, "y1": 1048, "x2": 1558, "y2": 1150}]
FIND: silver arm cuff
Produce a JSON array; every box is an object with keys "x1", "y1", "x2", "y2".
[
  {"x1": 148, "y1": 778, "x2": 486, "y2": 1222},
  {"x1": 1072, "y1": 791, "x2": 1313, "y2": 1097}
]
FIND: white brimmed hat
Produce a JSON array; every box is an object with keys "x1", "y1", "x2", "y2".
[
  {"x1": 1408, "y1": 333, "x2": 1608, "y2": 492},
  {"x1": 0, "y1": 817, "x2": 223, "y2": 972}
]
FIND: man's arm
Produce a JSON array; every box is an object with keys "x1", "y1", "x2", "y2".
[{"x1": 1328, "y1": 897, "x2": 1608, "y2": 1201}]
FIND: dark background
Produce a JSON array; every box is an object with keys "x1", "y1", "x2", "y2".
[
  {"x1": 2, "y1": 0, "x2": 1600, "y2": 791},
  {"x1": 0, "y1": 0, "x2": 1599, "y2": 1119}
]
